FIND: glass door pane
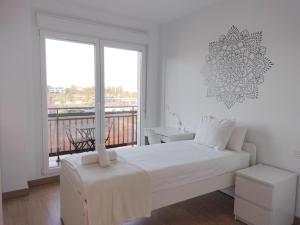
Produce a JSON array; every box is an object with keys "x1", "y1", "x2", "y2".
[
  {"x1": 45, "y1": 38, "x2": 96, "y2": 168},
  {"x1": 103, "y1": 47, "x2": 142, "y2": 148}
]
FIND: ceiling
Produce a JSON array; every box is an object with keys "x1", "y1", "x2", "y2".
[{"x1": 56, "y1": 0, "x2": 224, "y2": 24}]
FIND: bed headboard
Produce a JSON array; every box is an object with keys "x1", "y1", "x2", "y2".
[{"x1": 242, "y1": 142, "x2": 257, "y2": 166}]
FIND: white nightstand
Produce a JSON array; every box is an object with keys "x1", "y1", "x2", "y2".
[
  {"x1": 144, "y1": 127, "x2": 195, "y2": 144},
  {"x1": 234, "y1": 164, "x2": 297, "y2": 225}
]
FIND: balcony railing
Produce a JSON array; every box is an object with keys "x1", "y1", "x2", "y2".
[{"x1": 48, "y1": 106, "x2": 137, "y2": 159}]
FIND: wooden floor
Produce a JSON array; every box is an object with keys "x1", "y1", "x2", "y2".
[{"x1": 3, "y1": 182, "x2": 298, "y2": 225}]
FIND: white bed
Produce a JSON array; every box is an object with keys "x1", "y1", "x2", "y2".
[{"x1": 60, "y1": 140, "x2": 256, "y2": 225}]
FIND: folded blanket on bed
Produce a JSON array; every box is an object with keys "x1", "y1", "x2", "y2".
[{"x1": 62, "y1": 155, "x2": 151, "y2": 225}]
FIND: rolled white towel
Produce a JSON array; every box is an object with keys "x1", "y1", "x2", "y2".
[
  {"x1": 109, "y1": 150, "x2": 117, "y2": 161},
  {"x1": 81, "y1": 153, "x2": 98, "y2": 165},
  {"x1": 81, "y1": 151, "x2": 118, "y2": 165},
  {"x1": 97, "y1": 144, "x2": 111, "y2": 167}
]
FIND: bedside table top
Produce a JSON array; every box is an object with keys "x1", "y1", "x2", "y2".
[{"x1": 236, "y1": 164, "x2": 297, "y2": 186}]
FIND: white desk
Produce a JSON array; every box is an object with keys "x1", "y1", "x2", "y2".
[{"x1": 144, "y1": 127, "x2": 195, "y2": 143}]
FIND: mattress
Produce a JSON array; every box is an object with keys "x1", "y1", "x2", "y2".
[
  {"x1": 61, "y1": 140, "x2": 250, "y2": 196},
  {"x1": 117, "y1": 140, "x2": 250, "y2": 192}
]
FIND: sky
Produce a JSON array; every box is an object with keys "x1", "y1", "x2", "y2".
[{"x1": 45, "y1": 39, "x2": 139, "y2": 92}]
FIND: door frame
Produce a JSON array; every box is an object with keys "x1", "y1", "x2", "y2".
[
  {"x1": 39, "y1": 30, "x2": 101, "y2": 174},
  {"x1": 99, "y1": 40, "x2": 147, "y2": 147}
]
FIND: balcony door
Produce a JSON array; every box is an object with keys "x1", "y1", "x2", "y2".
[
  {"x1": 100, "y1": 42, "x2": 145, "y2": 148},
  {"x1": 41, "y1": 32, "x2": 146, "y2": 173},
  {"x1": 41, "y1": 32, "x2": 100, "y2": 172}
]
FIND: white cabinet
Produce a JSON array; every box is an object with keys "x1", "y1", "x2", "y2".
[{"x1": 234, "y1": 164, "x2": 297, "y2": 225}]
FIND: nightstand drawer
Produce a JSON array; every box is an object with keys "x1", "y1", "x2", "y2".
[
  {"x1": 235, "y1": 176, "x2": 272, "y2": 209},
  {"x1": 234, "y1": 197, "x2": 271, "y2": 225}
]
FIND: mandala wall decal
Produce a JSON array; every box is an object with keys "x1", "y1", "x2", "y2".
[{"x1": 202, "y1": 25, "x2": 273, "y2": 109}]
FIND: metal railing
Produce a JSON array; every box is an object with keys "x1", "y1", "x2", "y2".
[{"x1": 48, "y1": 106, "x2": 137, "y2": 158}]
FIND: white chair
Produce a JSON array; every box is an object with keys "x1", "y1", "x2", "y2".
[{"x1": 147, "y1": 129, "x2": 161, "y2": 144}]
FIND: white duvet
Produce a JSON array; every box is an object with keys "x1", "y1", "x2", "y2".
[{"x1": 117, "y1": 140, "x2": 250, "y2": 192}]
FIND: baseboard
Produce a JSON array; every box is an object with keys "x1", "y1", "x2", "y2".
[
  {"x1": 3, "y1": 175, "x2": 60, "y2": 200},
  {"x1": 28, "y1": 175, "x2": 60, "y2": 187},
  {"x1": 2, "y1": 188, "x2": 29, "y2": 200}
]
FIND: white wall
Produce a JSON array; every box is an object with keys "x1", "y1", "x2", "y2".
[
  {"x1": 160, "y1": 0, "x2": 300, "y2": 216},
  {"x1": 0, "y1": 0, "x2": 161, "y2": 192},
  {"x1": 0, "y1": 0, "x2": 32, "y2": 192}
]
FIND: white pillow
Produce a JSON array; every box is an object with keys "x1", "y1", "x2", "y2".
[
  {"x1": 194, "y1": 116, "x2": 235, "y2": 150},
  {"x1": 226, "y1": 126, "x2": 247, "y2": 152}
]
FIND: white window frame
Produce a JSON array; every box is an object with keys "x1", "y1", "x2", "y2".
[
  {"x1": 99, "y1": 40, "x2": 147, "y2": 146},
  {"x1": 40, "y1": 30, "x2": 100, "y2": 174}
]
